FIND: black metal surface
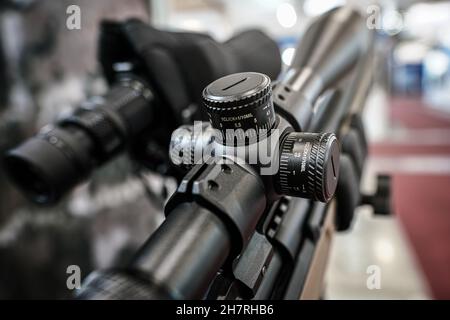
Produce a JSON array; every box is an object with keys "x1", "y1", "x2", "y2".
[
  {"x1": 361, "y1": 174, "x2": 392, "y2": 215},
  {"x1": 77, "y1": 203, "x2": 231, "y2": 300},
  {"x1": 252, "y1": 251, "x2": 283, "y2": 300},
  {"x1": 79, "y1": 6, "x2": 374, "y2": 301},
  {"x1": 273, "y1": 7, "x2": 366, "y2": 132},
  {"x1": 269, "y1": 198, "x2": 310, "y2": 262},
  {"x1": 129, "y1": 203, "x2": 231, "y2": 299},
  {"x1": 4, "y1": 78, "x2": 153, "y2": 204},
  {"x1": 335, "y1": 154, "x2": 360, "y2": 231},
  {"x1": 282, "y1": 238, "x2": 315, "y2": 299},
  {"x1": 276, "y1": 132, "x2": 340, "y2": 202},
  {"x1": 233, "y1": 231, "x2": 273, "y2": 297},
  {"x1": 202, "y1": 72, "x2": 275, "y2": 141},
  {"x1": 166, "y1": 160, "x2": 267, "y2": 255},
  {"x1": 306, "y1": 202, "x2": 327, "y2": 243},
  {"x1": 341, "y1": 129, "x2": 365, "y2": 177},
  {"x1": 79, "y1": 159, "x2": 267, "y2": 299},
  {"x1": 4, "y1": 21, "x2": 282, "y2": 205}
]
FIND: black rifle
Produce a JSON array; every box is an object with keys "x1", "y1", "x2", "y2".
[
  {"x1": 2, "y1": 19, "x2": 281, "y2": 204},
  {"x1": 78, "y1": 7, "x2": 391, "y2": 300}
]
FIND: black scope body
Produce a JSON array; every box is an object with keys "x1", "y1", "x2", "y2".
[
  {"x1": 170, "y1": 6, "x2": 368, "y2": 203},
  {"x1": 195, "y1": 72, "x2": 340, "y2": 203},
  {"x1": 78, "y1": 71, "x2": 341, "y2": 299},
  {"x1": 3, "y1": 20, "x2": 281, "y2": 204},
  {"x1": 78, "y1": 7, "x2": 367, "y2": 300},
  {"x1": 4, "y1": 77, "x2": 152, "y2": 204}
]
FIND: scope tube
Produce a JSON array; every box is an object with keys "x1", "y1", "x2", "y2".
[
  {"x1": 3, "y1": 78, "x2": 153, "y2": 204},
  {"x1": 310, "y1": 35, "x2": 374, "y2": 134},
  {"x1": 78, "y1": 6, "x2": 369, "y2": 301},
  {"x1": 78, "y1": 159, "x2": 267, "y2": 299},
  {"x1": 78, "y1": 203, "x2": 232, "y2": 300},
  {"x1": 129, "y1": 203, "x2": 231, "y2": 299},
  {"x1": 261, "y1": 9, "x2": 373, "y2": 299},
  {"x1": 273, "y1": 7, "x2": 367, "y2": 131}
]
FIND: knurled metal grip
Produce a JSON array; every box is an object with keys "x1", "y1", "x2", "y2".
[
  {"x1": 77, "y1": 270, "x2": 170, "y2": 300},
  {"x1": 276, "y1": 132, "x2": 340, "y2": 202},
  {"x1": 202, "y1": 72, "x2": 276, "y2": 143}
]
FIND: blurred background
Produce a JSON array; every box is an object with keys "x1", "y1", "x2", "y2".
[{"x1": 0, "y1": 0, "x2": 449, "y2": 299}]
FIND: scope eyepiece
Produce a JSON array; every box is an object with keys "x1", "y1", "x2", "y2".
[
  {"x1": 3, "y1": 79, "x2": 153, "y2": 205},
  {"x1": 3, "y1": 125, "x2": 94, "y2": 204}
]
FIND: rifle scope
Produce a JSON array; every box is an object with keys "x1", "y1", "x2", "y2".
[
  {"x1": 3, "y1": 25, "x2": 281, "y2": 205},
  {"x1": 4, "y1": 77, "x2": 152, "y2": 204},
  {"x1": 202, "y1": 72, "x2": 340, "y2": 202},
  {"x1": 77, "y1": 6, "x2": 366, "y2": 300}
]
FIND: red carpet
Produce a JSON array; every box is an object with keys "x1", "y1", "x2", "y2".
[
  {"x1": 393, "y1": 174, "x2": 450, "y2": 299},
  {"x1": 371, "y1": 144, "x2": 450, "y2": 156},
  {"x1": 390, "y1": 97, "x2": 450, "y2": 129},
  {"x1": 370, "y1": 97, "x2": 450, "y2": 299}
]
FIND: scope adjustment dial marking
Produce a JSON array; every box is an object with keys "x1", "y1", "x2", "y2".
[
  {"x1": 277, "y1": 132, "x2": 340, "y2": 202},
  {"x1": 202, "y1": 72, "x2": 276, "y2": 143}
]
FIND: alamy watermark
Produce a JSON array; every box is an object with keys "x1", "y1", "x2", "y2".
[
  {"x1": 366, "y1": 265, "x2": 382, "y2": 290},
  {"x1": 66, "y1": 264, "x2": 81, "y2": 290},
  {"x1": 64, "y1": 4, "x2": 408, "y2": 34},
  {"x1": 366, "y1": 5, "x2": 406, "y2": 36},
  {"x1": 170, "y1": 121, "x2": 281, "y2": 175},
  {"x1": 66, "y1": 5, "x2": 81, "y2": 30}
]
